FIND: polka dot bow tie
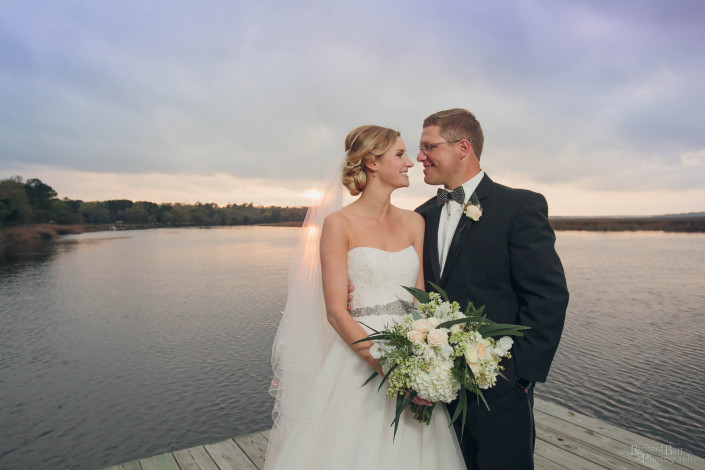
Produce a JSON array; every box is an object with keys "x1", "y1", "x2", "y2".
[{"x1": 436, "y1": 186, "x2": 465, "y2": 205}]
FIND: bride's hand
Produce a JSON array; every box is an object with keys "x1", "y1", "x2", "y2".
[
  {"x1": 347, "y1": 281, "x2": 354, "y2": 311},
  {"x1": 406, "y1": 388, "x2": 433, "y2": 407}
]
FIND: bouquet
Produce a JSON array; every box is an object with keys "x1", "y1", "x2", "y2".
[{"x1": 354, "y1": 282, "x2": 529, "y2": 439}]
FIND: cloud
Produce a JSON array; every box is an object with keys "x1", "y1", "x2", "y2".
[{"x1": 1, "y1": 0, "x2": 704, "y2": 214}]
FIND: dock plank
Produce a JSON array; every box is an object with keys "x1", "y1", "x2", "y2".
[
  {"x1": 535, "y1": 399, "x2": 703, "y2": 469},
  {"x1": 535, "y1": 452, "x2": 570, "y2": 470},
  {"x1": 101, "y1": 401, "x2": 702, "y2": 470},
  {"x1": 204, "y1": 438, "x2": 258, "y2": 470},
  {"x1": 173, "y1": 445, "x2": 220, "y2": 470},
  {"x1": 535, "y1": 409, "x2": 690, "y2": 470},
  {"x1": 537, "y1": 421, "x2": 649, "y2": 470},
  {"x1": 259, "y1": 429, "x2": 270, "y2": 442},
  {"x1": 139, "y1": 452, "x2": 180, "y2": 470},
  {"x1": 535, "y1": 439, "x2": 607, "y2": 470},
  {"x1": 234, "y1": 431, "x2": 268, "y2": 470},
  {"x1": 102, "y1": 461, "x2": 142, "y2": 470}
]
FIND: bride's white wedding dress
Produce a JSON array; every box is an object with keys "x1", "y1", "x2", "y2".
[{"x1": 270, "y1": 245, "x2": 465, "y2": 469}]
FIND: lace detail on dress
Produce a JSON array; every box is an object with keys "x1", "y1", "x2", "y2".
[
  {"x1": 347, "y1": 246, "x2": 419, "y2": 313},
  {"x1": 350, "y1": 299, "x2": 414, "y2": 318}
]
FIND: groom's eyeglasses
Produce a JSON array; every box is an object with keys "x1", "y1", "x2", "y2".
[{"x1": 418, "y1": 140, "x2": 461, "y2": 154}]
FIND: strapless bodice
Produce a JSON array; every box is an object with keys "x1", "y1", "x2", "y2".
[{"x1": 347, "y1": 245, "x2": 419, "y2": 317}]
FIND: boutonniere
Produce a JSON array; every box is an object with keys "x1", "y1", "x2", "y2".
[{"x1": 463, "y1": 193, "x2": 482, "y2": 221}]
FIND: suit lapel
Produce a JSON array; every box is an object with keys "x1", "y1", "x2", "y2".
[
  {"x1": 440, "y1": 174, "x2": 493, "y2": 285},
  {"x1": 427, "y1": 203, "x2": 442, "y2": 283}
]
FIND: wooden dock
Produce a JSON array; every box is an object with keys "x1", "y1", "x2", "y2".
[{"x1": 102, "y1": 399, "x2": 703, "y2": 470}]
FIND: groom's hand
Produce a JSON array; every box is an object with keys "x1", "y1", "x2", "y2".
[{"x1": 347, "y1": 281, "x2": 354, "y2": 311}]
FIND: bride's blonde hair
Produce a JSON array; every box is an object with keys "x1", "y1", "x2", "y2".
[{"x1": 342, "y1": 125, "x2": 400, "y2": 196}]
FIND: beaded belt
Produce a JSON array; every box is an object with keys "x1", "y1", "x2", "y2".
[{"x1": 349, "y1": 299, "x2": 414, "y2": 318}]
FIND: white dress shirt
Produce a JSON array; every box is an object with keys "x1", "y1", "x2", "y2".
[{"x1": 438, "y1": 170, "x2": 485, "y2": 274}]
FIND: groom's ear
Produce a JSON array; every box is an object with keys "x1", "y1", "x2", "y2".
[{"x1": 458, "y1": 139, "x2": 473, "y2": 160}]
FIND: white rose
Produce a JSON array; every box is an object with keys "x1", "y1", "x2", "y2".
[
  {"x1": 465, "y1": 343, "x2": 478, "y2": 363},
  {"x1": 413, "y1": 319, "x2": 431, "y2": 334},
  {"x1": 426, "y1": 329, "x2": 448, "y2": 347},
  {"x1": 464, "y1": 204, "x2": 482, "y2": 221},
  {"x1": 450, "y1": 323, "x2": 463, "y2": 334},
  {"x1": 427, "y1": 317, "x2": 441, "y2": 329},
  {"x1": 369, "y1": 342, "x2": 383, "y2": 359},
  {"x1": 484, "y1": 345, "x2": 498, "y2": 361},
  {"x1": 496, "y1": 336, "x2": 514, "y2": 355},
  {"x1": 468, "y1": 361, "x2": 481, "y2": 378},
  {"x1": 408, "y1": 330, "x2": 426, "y2": 343}
]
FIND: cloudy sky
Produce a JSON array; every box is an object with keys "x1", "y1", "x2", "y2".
[{"x1": 1, "y1": 0, "x2": 703, "y2": 215}]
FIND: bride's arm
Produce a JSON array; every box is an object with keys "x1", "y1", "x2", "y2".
[{"x1": 320, "y1": 213, "x2": 382, "y2": 374}]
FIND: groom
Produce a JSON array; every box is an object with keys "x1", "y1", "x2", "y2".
[{"x1": 415, "y1": 108, "x2": 569, "y2": 469}]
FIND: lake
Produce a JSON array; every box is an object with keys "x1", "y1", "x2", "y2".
[{"x1": 1, "y1": 227, "x2": 704, "y2": 469}]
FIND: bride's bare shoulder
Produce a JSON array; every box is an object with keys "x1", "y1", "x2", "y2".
[
  {"x1": 322, "y1": 207, "x2": 353, "y2": 236},
  {"x1": 393, "y1": 206, "x2": 424, "y2": 228}
]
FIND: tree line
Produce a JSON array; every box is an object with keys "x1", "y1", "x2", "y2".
[{"x1": 0, "y1": 176, "x2": 308, "y2": 229}]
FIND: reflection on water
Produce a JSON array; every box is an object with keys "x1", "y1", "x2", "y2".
[
  {"x1": 1, "y1": 227, "x2": 296, "y2": 469},
  {"x1": 1, "y1": 228, "x2": 704, "y2": 469},
  {"x1": 538, "y1": 231, "x2": 705, "y2": 459}
]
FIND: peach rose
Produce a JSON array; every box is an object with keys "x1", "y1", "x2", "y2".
[
  {"x1": 476, "y1": 342, "x2": 486, "y2": 360},
  {"x1": 408, "y1": 330, "x2": 425, "y2": 343},
  {"x1": 413, "y1": 319, "x2": 431, "y2": 334},
  {"x1": 427, "y1": 329, "x2": 448, "y2": 347}
]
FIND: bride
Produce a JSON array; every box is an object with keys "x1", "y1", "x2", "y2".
[{"x1": 265, "y1": 125, "x2": 465, "y2": 469}]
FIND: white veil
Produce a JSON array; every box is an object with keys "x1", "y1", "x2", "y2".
[{"x1": 265, "y1": 159, "x2": 346, "y2": 469}]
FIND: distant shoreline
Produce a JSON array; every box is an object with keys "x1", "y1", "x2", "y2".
[
  {"x1": 2, "y1": 217, "x2": 704, "y2": 249},
  {"x1": 549, "y1": 216, "x2": 705, "y2": 233},
  {"x1": 262, "y1": 217, "x2": 705, "y2": 233}
]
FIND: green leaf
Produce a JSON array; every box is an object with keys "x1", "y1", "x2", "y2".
[
  {"x1": 401, "y1": 286, "x2": 430, "y2": 304},
  {"x1": 437, "y1": 316, "x2": 485, "y2": 330},
  {"x1": 395, "y1": 391, "x2": 406, "y2": 415},
  {"x1": 469, "y1": 192, "x2": 480, "y2": 206},
  {"x1": 392, "y1": 391, "x2": 417, "y2": 440},
  {"x1": 362, "y1": 370, "x2": 379, "y2": 387},
  {"x1": 378, "y1": 363, "x2": 398, "y2": 392},
  {"x1": 428, "y1": 281, "x2": 450, "y2": 302},
  {"x1": 482, "y1": 329, "x2": 525, "y2": 338},
  {"x1": 461, "y1": 390, "x2": 468, "y2": 439},
  {"x1": 449, "y1": 388, "x2": 469, "y2": 441},
  {"x1": 410, "y1": 309, "x2": 422, "y2": 321},
  {"x1": 478, "y1": 390, "x2": 490, "y2": 411},
  {"x1": 392, "y1": 394, "x2": 405, "y2": 441},
  {"x1": 478, "y1": 323, "x2": 530, "y2": 335},
  {"x1": 351, "y1": 333, "x2": 391, "y2": 345},
  {"x1": 450, "y1": 390, "x2": 464, "y2": 425},
  {"x1": 464, "y1": 301, "x2": 486, "y2": 317},
  {"x1": 356, "y1": 321, "x2": 379, "y2": 334}
]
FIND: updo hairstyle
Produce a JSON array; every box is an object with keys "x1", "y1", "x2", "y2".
[{"x1": 342, "y1": 125, "x2": 400, "y2": 196}]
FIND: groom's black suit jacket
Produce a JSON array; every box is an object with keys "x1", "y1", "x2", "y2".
[{"x1": 416, "y1": 174, "x2": 568, "y2": 383}]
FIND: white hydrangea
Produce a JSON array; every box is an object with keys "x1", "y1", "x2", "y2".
[
  {"x1": 435, "y1": 302, "x2": 453, "y2": 319},
  {"x1": 409, "y1": 359, "x2": 461, "y2": 402}
]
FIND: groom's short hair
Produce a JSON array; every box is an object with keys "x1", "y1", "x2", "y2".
[{"x1": 424, "y1": 108, "x2": 484, "y2": 160}]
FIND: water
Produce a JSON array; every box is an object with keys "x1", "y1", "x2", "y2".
[{"x1": 1, "y1": 228, "x2": 703, "y2": 468}]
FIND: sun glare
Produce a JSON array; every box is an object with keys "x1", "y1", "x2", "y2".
[{"x1": 304, "y1": 189, "x2": 324, "y2": 200}]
